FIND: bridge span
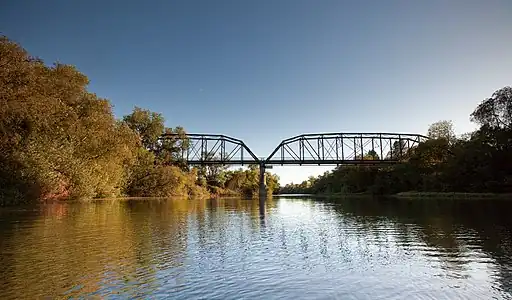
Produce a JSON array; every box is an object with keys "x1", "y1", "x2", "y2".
[{"x1": 158, "y1": 132, "x2": 428, "y2": 203}]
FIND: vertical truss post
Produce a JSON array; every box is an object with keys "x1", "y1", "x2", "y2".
[
  {"x1": 320, "y1": 136, "x2": 324, "y2": 164},
  {"x1": 341, "y1": 135, "x2": 344, "y2": 161},
  {"x1": 200, "y1": 136, "x2": 205, "y2": 163},
  {"x1": 389, "y1": 138, "x2": 393, "y2": 159},
  {"x1": 300, "y1": 137, "x2": 305, "y2": 165},
  {"x1": 335, "y1": 137, "x2": 339, "y2": 164},
  {"x1": 205, "y1": 138, "x2": 208, "y2": 162},
  {"x1": 186, "y1": 138, "x2": 190, "y2": 162},
  {"x1": 316, "y1": 137, "x2": 320, "y2": 161},
  {"x1": 360, "y1": 134, "x2": 364, "y2": 160},
  {"x1": 353, "y1": 138, "x2": 357, "y2": 160},
  {"x1": 398, "y1": 134, "x2": 403, "y2": 160},
  {"x1": 371, "y1": 138, "x2": 374, "y2": 159},
  {"x1": 379, "y1": 134, "x2": 383, "y2": 161},
  {"x1": 220, "y1": 139, "x2": 228, "y2": 161}
]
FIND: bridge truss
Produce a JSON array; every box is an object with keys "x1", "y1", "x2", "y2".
[
  {"x1": 160, "y1": 132, "x2": 428, "y2": 203},
  {"x1": 265, "y1": 133, "x2": 428, "y2": 166},
  {"x1": 160, "y1": 132, "x2": 428, "y2": 166},
  {"x1": 159, "y1": 133, "x2": 259, "y2": 165}
]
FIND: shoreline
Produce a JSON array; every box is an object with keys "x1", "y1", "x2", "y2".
[
  {"x1": 277, "y1": 191, "x2": 512, "y2": 199},
  {"x1": 391, "y1": 192, "x2": 512, "y2": 199}
]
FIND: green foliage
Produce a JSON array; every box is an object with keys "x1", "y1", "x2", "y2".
[
  {"x1": 280, "y1": 88, "x2": 512, "y2": 196},
  {"x1": 154, "y1": 126, "x2": 189, "y2": 168},
  {"x1": 0, "y1": 36, "x2": 139, "y2": 203},
  {"x1": 122, "y1": 107, "x2": 165, "y2": 150},
  {"x1": 266, "y1": 172, "x2": 280, "y2": 194},
  {"x1": 470, "y1": 86, "x2": 512, "y2": 130},
  {"x1": 364, "y1": 150, "x2": 379, "y2": 160},
  {"x1": 219, "y1": 167, "x2": 279, "y2": 197},
  {"x1": 0, "y1": 36, "x2": 257, "y2": 205},
  {"x1": 196, "y1": 153, "x2": 229, "y2": 189},
  {"x1": 427, "y1": 120, "x2": 455, "y2": 143},
  {"x1": 126, "y1": 163, "x2": 208, "y2": 197}
]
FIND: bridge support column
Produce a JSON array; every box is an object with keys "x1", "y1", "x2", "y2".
[{"x1": 258, "y1": 164, "x2": 267, "y2": 208}]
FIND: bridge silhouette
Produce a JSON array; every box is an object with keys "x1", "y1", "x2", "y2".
[
  {"x1": 160, "y1": 132, "x2": 428, "y2": 166},
  {"x1": 159, "y1": 132, "x2": 428, "y2": 203}
]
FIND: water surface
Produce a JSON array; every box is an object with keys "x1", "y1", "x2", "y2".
[{"x1": 0, "y1": 197, "x2": 511, "y2": 299}]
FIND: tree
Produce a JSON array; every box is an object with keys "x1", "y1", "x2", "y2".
[
  {"x1": 122, "y1": 107, "x2": 165, "y2": 150},
  {"x1": 471, "y1": 86, "x2": 512, "y2": 130},
  {"x1": 266, "y1": 173, "x2": 280, "y2": 194},
  {"x1": 386, "y1": 140, "x2": 408, "y2": 160},
  {"x1": 1, "y1": 35, "x2": 282, "y2": 203},
  {"x1": 364, "y1": 150, "x2": 379, "y2": 160},
  {"x1": 427, "y1": 120, "x2": 456, "y2": 143},
  {"x1": 196, "y1": 152, "x2": 229, "y2": 188},
  {"x1": 0, "y1": 36, "x2": 140, "y2": 202},
  {"x1": 154, "y1": 126, "x2": 189, "y2": 167}
]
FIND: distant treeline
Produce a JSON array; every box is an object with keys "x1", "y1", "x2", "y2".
[
  {"x1": 0, "y1": 36, "x2": 279, "y2": 205},
  {"x1": 279, "y1": 87, "x2": 512, "y2": 195}
]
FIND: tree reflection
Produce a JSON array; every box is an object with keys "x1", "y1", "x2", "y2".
[
  {"x1": 328, "y1": 196, "x2": 512, "y2": 294},
  {"x1": 1, "y1": 197, "x2": 510, "y2": 298},
  {"x1": 0, "y1": 199, "x2": 203, "y2": 298}
]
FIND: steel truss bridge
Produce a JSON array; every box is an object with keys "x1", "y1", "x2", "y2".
[
  {"x1": 159, "y1": 132, "x2": 428, "y2": 167},
  {"x1": 158, "y1": 132, "x2": 428, "y2": 202}
]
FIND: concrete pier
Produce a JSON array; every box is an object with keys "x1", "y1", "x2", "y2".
[{"x1": 258, "y1": 163, "x2": 267, "y2": 211}]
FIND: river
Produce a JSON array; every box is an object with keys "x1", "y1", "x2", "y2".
[{"x1": 0, "y1": 196, "x2": 511, "y2": 299}]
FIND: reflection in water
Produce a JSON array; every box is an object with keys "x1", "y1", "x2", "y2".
[{"x1": 0, "y1": 196, "x2": 511, "y2": 299}]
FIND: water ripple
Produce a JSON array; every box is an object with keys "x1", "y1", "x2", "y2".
[{"x1": 0, "y1": 198, "x2": 512, "y2": 299}]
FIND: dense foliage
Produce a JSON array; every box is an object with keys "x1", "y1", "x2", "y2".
[
  {"x1": 0, "y1": 36, "x2": 279, "y2": 205},
  {"x1": 280, "y1": 89, "x2": 512, "y2": 195},
  {"x1": 199, "y1": 164, "x2": 280, "y2": 197}
]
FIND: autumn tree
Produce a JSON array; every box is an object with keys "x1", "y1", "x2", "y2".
[
  {"x1": 154, "y1": 126, "x2": 190, "y2": 167},
  {"x1": 122, "y1": 107, "x2": 165, "y2": 150},
  {"x1": 0, "y1": 35, "x2": 283, "y2": 204},
  {"x1": 0, "y1": 36, "x2": 140, "y2": 203},
  {"x1": 266, "y1": 172, "x2": 280, "y2": 194}
]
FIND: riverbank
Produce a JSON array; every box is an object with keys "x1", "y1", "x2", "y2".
[
  {"x1": 278, "y1": 191, "x2": 512, "y2": 200},
  {"x1": 277, "y1": 192, "x2": 372, "y2": 198},
  {"x1": 392, "y1": 192, "x2": 512, "y2": 199}
]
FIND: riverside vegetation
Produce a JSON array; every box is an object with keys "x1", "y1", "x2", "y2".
[
  {"x1": 2, "y1": 36, "x2": 510, "y2": 205},
  {"x1": 280, "y1": 90, "x2": 512, "y2": 196},
  {"x1": 0, "y1": 36, "x2": 279, "y2": 205}
]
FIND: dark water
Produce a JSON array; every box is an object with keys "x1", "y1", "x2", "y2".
[{"x1": 1, "y1": 197, "x2": 512, "y2": 299}]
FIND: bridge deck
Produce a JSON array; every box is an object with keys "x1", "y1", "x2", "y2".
[{"x1": 183, "y1": 159, "x2": 400, "y2": 166}]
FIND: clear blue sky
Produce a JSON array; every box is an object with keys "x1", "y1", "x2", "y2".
[{"x1": 2, "y1": 0, "x2": 511, "y2": 184}]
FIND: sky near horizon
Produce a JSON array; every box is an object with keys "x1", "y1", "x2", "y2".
[{"x1": 1, "y1": 0, "x2": 511, "y2": 184}]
